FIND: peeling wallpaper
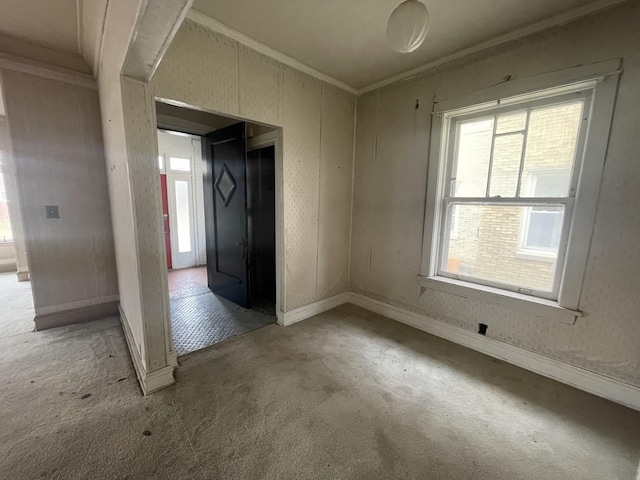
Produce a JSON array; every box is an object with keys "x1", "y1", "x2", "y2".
[
  {"x1": 350, "y1": 2, "x2": 640, "y2": 387},
  {"x1": 152, "y1": 20, "x2": 356, "y2": 311}
]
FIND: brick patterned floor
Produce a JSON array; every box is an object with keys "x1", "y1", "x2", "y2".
[{"x1": 168, "y1": 267, "x2": 275, "y2": 356}]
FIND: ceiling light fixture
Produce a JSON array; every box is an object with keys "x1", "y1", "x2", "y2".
[{"x1": 386, "y1": 0, "x2": 430, "y2": 53}]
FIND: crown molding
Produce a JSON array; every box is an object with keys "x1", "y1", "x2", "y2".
[
  {"x1": 187, "y1": 0, "x2": 625, "y2": 97},
  {"x1": 186, "y1": 9, "x2": 358, "y2": 95},
  {"x1": 357, "y1": 0, "x2": 627, "y2": 94}
]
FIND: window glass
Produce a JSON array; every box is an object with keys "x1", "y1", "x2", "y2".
[
  {"x1": 175, "y1": 181, "x2": 191, "y2": 253},
  {"x1": 452, "y1": 118, "x2": 493, "y2": 197},
  {"x1": 170, "y1": 156, "x2": 191, "y2": 172},
  {"x1": 0, "y1": 172, "x2": 13, "y2": 243},
  {"x1": 489, "y1": 133, "x2": 524, "y2": 197},
  {"x1": 443, "y1": 204, "x2": 563, "y2": 293},
  {"x1": 519, "y1": 101, "x2": 583, "y2": 197}
]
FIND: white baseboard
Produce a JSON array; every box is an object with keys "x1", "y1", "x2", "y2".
[
  {"x1": 348, "y1": 292, "x2": 640, "y2": 412},
  {"x1": 119, "y1": 306, "x2": 175, "y2": 395},
  {"x1": 277, "y1": 292, "x2": 349, "y2": 326}
]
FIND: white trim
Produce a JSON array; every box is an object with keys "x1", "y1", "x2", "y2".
[
  {"x1": 418, "y1": 276, "x2": 579, "y2": 324},
  {"x1": 277, "y1": 292, "x2": 349, "y2": 327},
  {"x1": 433, "y1": 60, "x2": 619, "y2": 114},
  {"x1": 421, "y1": 62, "x2": 620, "y2": 314},
  {"x1": 76, "y1": 0, "x2": 83, "y2": 57},
  {"x1": 357, "y1": 0, "x2": 626, "y2": 94},
  {"x1": 186, "y1": 10, "x2": 358, "y2": 96},
  {"x1": 35, "y1": 295, "x2": 120, "y2": 316},
  {"x1": 559, "y1": 72, "x2": 619, "y2": 309},
  {"x1": 119, "y1": 306, "x2": 175, "y2": 395},
  {"x1": 247, "y1": 130, "x2": 278, "y2": 151},
  {"x1": 0, "y1": 52, "x2": 97, "y2": 90},
  {"x1": 348, "y1": 292, "x2": 640, "y2": 412}
]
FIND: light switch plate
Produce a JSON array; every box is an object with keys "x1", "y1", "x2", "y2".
[{"x1": 45, "y1": 205, "x2": 59, "y2": 219}]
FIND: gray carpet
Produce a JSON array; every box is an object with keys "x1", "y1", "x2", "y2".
[
  {"x1": 170, "y1": 285, "x2": 275, "y2": 355},
  {"x1": 1, "y1": 298, "x2": 639, "y2": 479},
  {"x1": 0, "y1": 272, "x2": 34, "y2": 336}
]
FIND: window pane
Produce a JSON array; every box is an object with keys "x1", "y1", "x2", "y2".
[
  {"x1": 0, "y1": 172, "x2": 13, "y2": 242},
  {"x1": 170, "y1": 156, "x2": 191, "y2": 172},
  {"x1": 175, "y1": 181, "x2": 192, "y2": 253},
  {"x1": 496, "y1": 110, "x2": 527, "y2": 134},
  {"x1": 443, "y1": 204, "x2": 564, "y2": 293},
  {"x1": 520, "y1": 101, "x2": 583, "y2": 197},
  {"x1": 489, "y1": 133, "x2": 523, "y2": 198},
  {"x1": 524, "y1": 207, "x2": 564, "y2": 250},
  {"x1": 452, "y1": 118, "x2": 493, "y2": 197}
]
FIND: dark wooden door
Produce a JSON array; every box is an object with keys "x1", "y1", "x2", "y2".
[{"x1": 202, "y1": 123, "x2": 249, "y2": 307}]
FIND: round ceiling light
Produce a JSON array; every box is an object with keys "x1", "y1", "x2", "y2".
[{"x1": 386, "y1": 0, "x2": 430, "y2": 53}]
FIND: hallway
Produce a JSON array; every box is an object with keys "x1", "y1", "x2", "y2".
[{"x1": 168, "y1": 267, "x2": 274, "y2": 355}]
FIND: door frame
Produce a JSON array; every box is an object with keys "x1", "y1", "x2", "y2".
[
  {"x1": 154, "y1": 99, "x2": 285, "y2": 318},
  {"x1": 158, "y1": 130, "x2": 206, "y2": 270}
]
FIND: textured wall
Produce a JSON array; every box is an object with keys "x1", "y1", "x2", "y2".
[
  {"x1": 350, "y1": 2, "x2": 640, "y2": 387},
  {"x1": 97, "y1": 0, "x2": 150, "y2": 367},
  {"x1": 1, "y1": 70, "x2": 118, "y2": 314},
  {"x1": 152, "y1": 20, "x2": 356, "y2": 311}
]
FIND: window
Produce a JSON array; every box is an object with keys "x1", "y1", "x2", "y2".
[
  {"x1": 518, "y1": 171, "x2": 570, "y2": 258},
  {"x1": 420, "y1": 61, "x2": 620, "y2": 318},
  {"x1": 169, "y1": 156, "x2": 191, "y2": 172},
  {"x1": 0, "y1": 171, "x2": 13, "y2": 243}
]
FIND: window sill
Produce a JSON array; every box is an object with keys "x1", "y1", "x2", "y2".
[
  {"x1": 515, "y1": 249, "x2": 556, "y2": 263},
  {"x1": 418, "y1": 275, "x2": 581, "y2": 325}
]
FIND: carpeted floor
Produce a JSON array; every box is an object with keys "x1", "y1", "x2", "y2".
[
  {"x1": 0, "y1": 298, "x2": 639, "y2": 479},
  {"x1": 0, "y1": 272, "x2": 35, "y2": 337}
]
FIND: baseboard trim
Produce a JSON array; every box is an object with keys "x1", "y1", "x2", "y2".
[
  {"x1": 16, "y1": 270, "x2": 30, "y2": 282},
  {"x1": 348, "y1": 292, "x2": 640, "y2": 412},
  {"x1": 119, "y1": 306, "x2": 175, "y2": 395},
  {"x1": 34, "y1": 300, "x2": 119, "y2": 331},
  {"x1": 0, "y1": 261, "x2": 16, "y2": 273},
  {"x1": 277, "y1": 292, "x2": 349, "y2": 326}
]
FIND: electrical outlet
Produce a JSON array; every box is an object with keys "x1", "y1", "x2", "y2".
[{"x1": 45, "y1": 205, "x2": 59, "y2": 219}]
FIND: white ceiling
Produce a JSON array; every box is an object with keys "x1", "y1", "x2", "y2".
[
  {"x1": 192, "y1": 0, "x2": 623, "y2": 90},
  {"x1": 0, "y1": 0, "x2": 108, "y2": 72}
]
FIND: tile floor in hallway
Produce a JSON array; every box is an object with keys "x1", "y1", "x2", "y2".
[{"x1": 168, "y1": 266, "x2": 275, "y2": 355}]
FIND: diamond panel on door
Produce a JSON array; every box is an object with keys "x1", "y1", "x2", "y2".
[{"x1": 214, "y1": 163, "x2": 237, "y2": 206}]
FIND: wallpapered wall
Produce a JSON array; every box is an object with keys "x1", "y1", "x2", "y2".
[
  {"x1": 350, "y1": 2, "x2": 640, "y2": 387},
  {"x1": 152, "y1": 19, "x2": 356, "y2": 311},
  {"x1": 2, "y1": 70, "x2": 118, "y2": 315}
]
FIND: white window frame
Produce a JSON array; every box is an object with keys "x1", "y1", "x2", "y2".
[{"x1": 419, "y1": 60, "x2": 621, "y2": 324}]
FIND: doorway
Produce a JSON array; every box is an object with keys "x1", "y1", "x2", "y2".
[{"x1": 156, "y1": 102, "x2": 280, "y2": 356}]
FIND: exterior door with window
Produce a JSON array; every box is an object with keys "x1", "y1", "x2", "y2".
[{"x1": 167, "y1": 156, "x2": 197, "y2": 269}]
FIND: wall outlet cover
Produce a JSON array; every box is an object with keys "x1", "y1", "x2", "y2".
[{"x1": 46, "y1": 206, "x2": 59, "y2": 219}]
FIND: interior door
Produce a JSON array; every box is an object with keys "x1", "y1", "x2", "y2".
[{"x1": 203, "y1": 122, "x2": 250, "y2": 307}]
